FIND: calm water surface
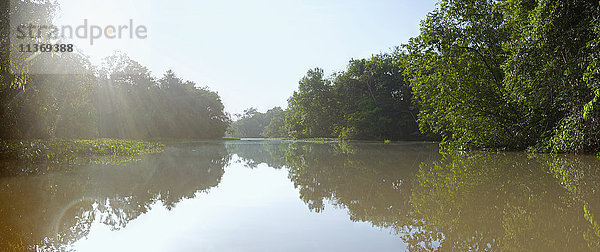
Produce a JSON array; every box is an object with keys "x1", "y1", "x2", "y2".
[{"x1": 1, "y1": 140, "x2": 599, "y2": 251}]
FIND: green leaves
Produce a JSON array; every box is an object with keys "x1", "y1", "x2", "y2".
[
  {"x1": 285, "y1": 68, "x2": 336, "y2": 139},
  {"x1": 404, "y1": 0, "x2": 600, "y2": 153},
  {"x1": 284, "y1": 54, "x2": 423, "y2": 141}
]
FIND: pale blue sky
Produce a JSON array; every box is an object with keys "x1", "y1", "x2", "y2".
[{"x1": 55, "y1": 0, "x2": 439, "y2": 114}]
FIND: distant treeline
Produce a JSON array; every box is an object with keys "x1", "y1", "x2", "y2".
[
  {"x1": 233, "y1": 0, "x2": 600, "y2": 153},
  {"x1": 228, "y1": 107, "x2": 285, "y2": 138},
  {"x1": 0, "y1": 1, "x2": 229, "y2": 140}
]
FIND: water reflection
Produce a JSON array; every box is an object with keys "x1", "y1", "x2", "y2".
[
  {"x1": 0, "y1": 141, "x2": 230, "y2": 251},
  {"x1": 1, "y1": 140, "x2": 599, "y2": 251},
  {"x1": 228, "y1": 141, "x2": 600, "y2": 251},
  {"x1": 408, "y1": 152, "x2": 600, "y2": 251}
]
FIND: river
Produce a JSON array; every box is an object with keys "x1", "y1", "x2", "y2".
[{"x1": 1, "y1": 140, "x2": 599, "y2": 251}]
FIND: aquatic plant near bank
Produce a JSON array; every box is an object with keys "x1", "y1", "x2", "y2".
[{"x1": 0, "y1": 138, "x2": 164, "y2": 162}]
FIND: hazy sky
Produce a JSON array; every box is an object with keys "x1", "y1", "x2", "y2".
[{"x1": 54, "y1": 0, "x2": 439, "y2": 115}]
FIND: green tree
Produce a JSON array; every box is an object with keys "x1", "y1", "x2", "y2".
[
  {"x1": 332, "y1": 53, "x2": 419, "y2": 140},
  {"x1": 285, "y1": 68, "x2": 335, "y2": 138},
  {"x1": 501, "y1": 0, "x2": 600, "y2": 152},
  {"x1": 403, "y1": 0, "x2": 521, "y2": 149},
  {"x1": 95, "y1": 53, "x2": 230, "y2": 139},
  {"x1": 285, "y1": 56, "x2": 425, "y2": 141},
  {"x1": 403, "y1": 0, "x2": 600, "y2": 152},
  {"x1": 261, "y1": 107, "x2": 286, "y2": 138}
]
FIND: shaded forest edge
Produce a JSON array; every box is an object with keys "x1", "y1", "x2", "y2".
[{"x1": 231, "y1": 0, "x2": 600, "y2": 155}]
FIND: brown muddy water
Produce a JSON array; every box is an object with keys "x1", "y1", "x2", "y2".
[{"x1": 1, "y1": 140, "x2": 599, "y2": 251}]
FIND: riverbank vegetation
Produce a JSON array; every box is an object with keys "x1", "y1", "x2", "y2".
[
  {"x1": 0, "y1": 139, "x2": 164, "y2": 162},
  {"x1": 403, "y1": 0, "x2": 600, "y2": 153},
  {"x1": 3, "y1": 0, "x2": 600, "y2": 155},
  {"x1": 0, "y1": 50, "x2": 230, "y2": 139},
  {"x1": 1, "y1": 1, "x2": 230, "y2": 142},
  {"x1": 231, "y1": 55, "x2": 430, "y2": 142},
  {"x1": 231, "y1": 0, "x2": 600, "y2": 154},
  {"x1": 228, "y1": 107, "x2": 285, "y2": 138}
]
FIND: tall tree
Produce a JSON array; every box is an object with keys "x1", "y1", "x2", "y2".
[{"x1": 285, "y1": 68, "x2": 335, "y2": 138}]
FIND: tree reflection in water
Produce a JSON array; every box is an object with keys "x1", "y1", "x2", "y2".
[
  {"x1": 229, "y1": 140, "x2": 600, "y2": 251},
  {"x1": 1, "y1": 140, "x2": 599, "y2": 251},
  {"x1": 409, "y1": 151, "x2": 599, "y2": 251},
  {"x1": 0, "y1": 141, "x2": 230, "y2": 251}
]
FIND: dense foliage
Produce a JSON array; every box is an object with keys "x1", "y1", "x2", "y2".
[
  {"x1": 283, "y1": 55, "x2": 425, "y2": 141},
  {"x1": 275, "y1": 0, "x2": 600, "y2": 153},
  {"x1": 403, "y1": 0, "x2": 600, "y2": 152},
  {"x1": 0, "y1": 1, "x2": 229, "y2": 140},
  {"x1": 4, "y1": 0, "x2": 600, "y2": 154},
  {"x1": 234, "y1": 54, "x2": 425, "y2": 141},
  {"x1": 0, "y1": 53, "x2": 229, "y2": 139},
  {"x1": 94, "y1": 54, "x2": 229, "y2": 139}
]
